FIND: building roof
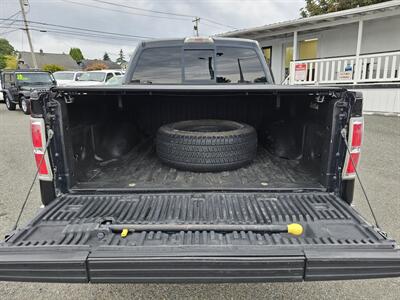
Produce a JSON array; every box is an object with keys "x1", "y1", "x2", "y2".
[
  {"x1": 18, "y1": 50, "x2": 80, "y2": 70},
  {"x1": 220, "y1": 0, "x2": 400, "y2": 40},
  {"x1": 80, "y1": 59, "x2": 121, "y2": 70}
]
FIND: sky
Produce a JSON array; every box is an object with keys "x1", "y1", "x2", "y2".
[{"x1": 0, "y1": 0, "x2": 304, "y2": 60}]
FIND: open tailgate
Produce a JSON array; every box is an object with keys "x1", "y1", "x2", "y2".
[{"x1": 1, "y1": 192, "x2": 399, "y2": 283}]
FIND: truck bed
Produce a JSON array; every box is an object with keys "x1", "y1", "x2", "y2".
[{"x1": 74, "y1": 137, "x2": 323, "y2": 191}]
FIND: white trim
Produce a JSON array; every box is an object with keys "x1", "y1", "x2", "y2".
[
  {"x1": 293, "y1": 31, "x2": 298, "y2": 62},
  {"x1": 289, "y1": 51, "x2": 400, "y2": 85},
  {"x1": 354, "y1": 20, "x2": 364, "y2": 84},
  {"x1": 220, "y1": 1, "x2": 400, "y2": 39}
]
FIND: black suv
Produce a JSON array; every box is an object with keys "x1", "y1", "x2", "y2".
[{"x1": 0, "y1": 70, "x2": 56, "y2": 115}]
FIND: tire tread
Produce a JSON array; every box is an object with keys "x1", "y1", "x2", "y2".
[{"x1": 156, "y1": 120, "x2": 257, "y2": 172}]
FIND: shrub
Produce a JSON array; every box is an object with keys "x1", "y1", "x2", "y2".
[
  {"x1": 0, "y1": 55, "x2": 17, "y2": 69},
  {"x1": 43, "y1": 64, "x2": 65, "y2": 73}
]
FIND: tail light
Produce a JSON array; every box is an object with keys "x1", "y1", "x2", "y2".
[
  {"x1": 342, "y1": 117, "x2": 364, "y2": 179},
  {"x1": 31, "y1": 117, "x2": 53, "y2": 181}
]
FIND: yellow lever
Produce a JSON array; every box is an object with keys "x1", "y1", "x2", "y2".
[
  {"x1": 121, "y1": 228, "x2": 129, "y2": 238},
  {"x1": 287, "y1": 223, "x2": 303, "y2": 236}
]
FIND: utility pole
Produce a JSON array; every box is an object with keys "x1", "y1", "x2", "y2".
[
  {"x1": 18, "y1": 0, "x2": 38, "y2": 69},
  {"x1": 192, "y1": 17, "x2": 200, "y2": 36}
]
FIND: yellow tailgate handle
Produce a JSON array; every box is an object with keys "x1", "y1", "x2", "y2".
[
  {"x1": 287, "y1": 223, "x2": 303, "y2": 236},
  {"x1": 121, "y1": 228, "x2": 129, "y2": 238}
]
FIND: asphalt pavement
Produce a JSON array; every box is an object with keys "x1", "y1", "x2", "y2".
[{"x1": 0, "y1": 104, "x2": 399, "y2": 299}]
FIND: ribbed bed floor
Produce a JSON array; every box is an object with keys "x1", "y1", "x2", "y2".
[
  {"x1": 9, "y1": 192, "x2": 385, "y2": 247},
  {"x1": 74, "y1": 138, "x2": 323, "y2": 190},
  {"x1": 2, "y1": 192, "x2": 396, "y2": 283}
]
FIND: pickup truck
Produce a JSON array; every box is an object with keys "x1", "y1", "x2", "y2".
[
  {"x1": 0, "y1": 37, "x2": 399, "y2": 283},
  {"x1": 52, "y1": 71, "x2": 84, "y2": 86},
  {"x1": 73, "y1": 70, "x2": 123, "y2": 86}
]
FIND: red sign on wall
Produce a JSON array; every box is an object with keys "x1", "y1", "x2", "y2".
[{"x1": 295, "y1": 63, "x2": 307, "y2": 81}]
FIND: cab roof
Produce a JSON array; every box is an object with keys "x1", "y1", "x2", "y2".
[{"x1": 141, "y1": 37, "x2": 259, "y2": 49}]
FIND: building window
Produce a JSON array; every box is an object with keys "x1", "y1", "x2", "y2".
[
  {"x1": 262, "y1": 46, "x2": 272, "y2": 67},
  {"x1": 284, "y1": 46, "x2": 293, "y2": 78},
  {"x1": 299, "y1": 38, "x2": 318, "y2": 60}
]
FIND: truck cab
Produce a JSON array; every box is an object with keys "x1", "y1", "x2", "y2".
[{"x1": 0, "y1": 37, "x2": 399, "y2": 283}]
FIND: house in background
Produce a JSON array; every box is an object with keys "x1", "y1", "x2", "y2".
[
  {"x1": 79, "y1": 59, "x2": 121, "y2": 70},
  {"x1": 17, "y1": 49, "x2": 80, "y2": 70},
  {"x1": 119, "y1": 61, "x2": 129, "y2": 70},
  {"x1": 221, "y1": 1, "x2": 400, "y2": 114}
]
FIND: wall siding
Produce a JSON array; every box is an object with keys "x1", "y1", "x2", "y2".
[
  {"x1": 258, "y1": 16, "x2": 400, "y2": 83},
  {"x1": 352, "y1": 88, "x2": 400, "y2": 114}
]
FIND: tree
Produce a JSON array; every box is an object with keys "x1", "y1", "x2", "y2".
[
  {"x1": 300, "y1": 0, "x2": 389, "y2": 17},
  {"x1": 43, "y1": 64, "x2": 65, "y2": 73},
  {"x1": 2, "y1": 55, "x2": 18, "y2": 69},
  {"x1": 116, "y1": 49, "x2": 126, "y2": 65},
  {"x1": 69, "y1": 47, "x2": 84, "y2": 62},
  {"x1": 0, "y1": 56, "x2": 5, "y2": 69},
  {"x1": 0, "y1": 38, "x2": 14, "y2": 56},
  {"x1": 103, "y1": 52, "x2": 110, "y2": 61},
  {"x1": 0, "y1": 38, "x2": 15, "y2": 69},
  {"x1": 85, "y1": 62, "x2": 108, "y2": 71}
]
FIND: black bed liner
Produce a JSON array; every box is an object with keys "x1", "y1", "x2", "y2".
[
  {"x1": 74, "y1": 139, "x2": 323, "y2": 191},
  {"x1": 1, "y1": 192, "x2": 399, "y2": 282}
]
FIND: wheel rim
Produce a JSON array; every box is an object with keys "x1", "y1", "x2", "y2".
[{"x1": 21, "y1": 99, "x2": 27, "y2": 112}]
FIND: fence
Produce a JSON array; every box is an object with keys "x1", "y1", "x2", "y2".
[{"x1": 289, "y1": 51, "x2": 400, "y2": 85}]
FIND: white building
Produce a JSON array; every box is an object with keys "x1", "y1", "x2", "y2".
[{"x1": 221, "y1": 1, "x2": 400, "y2": 114}]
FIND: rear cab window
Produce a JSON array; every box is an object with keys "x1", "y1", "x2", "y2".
[
  {"x1": 216, "y1": 47, "x2": 267, "y2": 83},
  {"x1": 132, "y1": 47, "x2": 182, "y2": 84},
  {"x1": 183, "y1": 49, "x2": 215, "y2": 82},
  {"x1": 130, "y1": 42, "x2": 270, "y2": 85}
]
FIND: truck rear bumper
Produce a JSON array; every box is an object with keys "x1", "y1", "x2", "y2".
[{"x1": 1, "y1": 247, "x2": 399, "y2": 283}]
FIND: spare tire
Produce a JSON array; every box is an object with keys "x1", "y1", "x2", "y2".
[{"x1": 156, "y1": 119, "x2": 257, "y2": 172}]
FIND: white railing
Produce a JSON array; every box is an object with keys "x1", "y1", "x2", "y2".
[
  {"x1": 289, "y1": 51, "x2": 400, "y2": 85},
  {"x1": 281, "y1": 74, "x2": 291, "y2": 85}
]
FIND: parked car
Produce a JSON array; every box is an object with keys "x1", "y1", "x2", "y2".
[
  {"x1": 53, "y1": 71, "x2": 84, "y2": 86},
  {"x1": 1, "y1": 37, "x2": 398, "y2": 283},
  {"x1": 0, "y1": 69, "x2": 56, "y2": 114},
  {"x1": 105, "y1": 74, "x2": 124, "y2": 85},
  {"x1": 74, "y1": 70, "x2": 121, "y2": 86}
]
